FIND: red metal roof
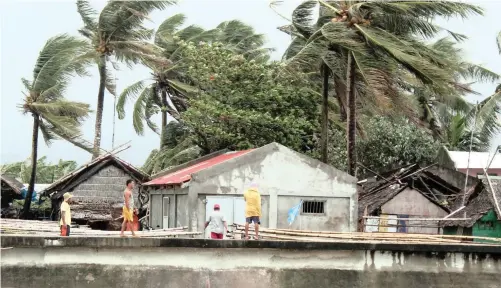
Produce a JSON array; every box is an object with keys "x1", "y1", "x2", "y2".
[{"x1": 144, "y1": 150, "x2": 254, "y2": 186}]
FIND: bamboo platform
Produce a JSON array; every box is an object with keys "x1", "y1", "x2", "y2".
[
  {"x1": 231, "y1": 224, "x2": 501, "y2": 245},
  {"x1": 0, "y1": 219, "x2": 200, "y2": 238}
]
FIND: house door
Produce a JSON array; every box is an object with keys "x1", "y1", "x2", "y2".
[
  {"x1": 162, "y1": 196, "x2": 170, "y2": 229},
  {"x1": 204, "y1": 196, "x2": 245, "y2": 238}
]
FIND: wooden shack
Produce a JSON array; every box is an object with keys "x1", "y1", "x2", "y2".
[
  {"x1": 358, "y1": 164, "x2": 478, "y2": 234},
  {"x1": 442, "y1": 178, "x2": 501, "y2": 241},
  {"x1": 41, "y1": 154, "x2": 149, "y2": 230},
  {"x1": 1, "y1": 174, "x2": 24, "y2": 209}
]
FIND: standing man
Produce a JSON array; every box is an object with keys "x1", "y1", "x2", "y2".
[
  {"x1": 120, "y1": 179, "x2": 137, "y2": 237},
  {"x1": 244, "y1": 183, "x2": 261, "y2": 240},
  {"x1": 60, "y1": 192, "x2": 72, "y2": 237},
  {"x1": 204, "y1": 204, "x2": 228, "y2": 239}
]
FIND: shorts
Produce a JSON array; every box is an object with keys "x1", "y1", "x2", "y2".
[
  {"x1": 210, "y1": 232, "x2": 224, "y2": 239},
  {"x1": 60, "y1": 225, "x2": 70, "y2": 236},
  {"x1": 246, "y1": 216, "x2": 260, "y2": 224},
  {"x1": 122, "y1": 206, "x2": 133, "y2": 222}
]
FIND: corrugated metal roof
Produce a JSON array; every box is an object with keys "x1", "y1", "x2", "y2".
[
  {"x1": 448, "y1": 151, "x2": 501, "y2": 169},
  {"x1": 144, "y1": 150, "x2": 253, "y2": 186}
]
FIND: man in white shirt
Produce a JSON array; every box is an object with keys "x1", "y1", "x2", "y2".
[{"x1": 204, "y1": 204, "x2": 227, "y2": 239}]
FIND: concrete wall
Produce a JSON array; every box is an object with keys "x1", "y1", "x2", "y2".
[
  {"x1": 149, "y1": 186, "x2": 188, "y2": 229},
  {"x1": 381, "y1": 188, "x2": 447, "y2": 234},
  {"x1": 277, "y1": 196, "x2": 350, "y2": 231},
  {"x1": 2, "y1": 236, "x2": 500, "y2": 288},
  {"x1": 188, "y1": 143, "x2": 358, "y2": 233}
]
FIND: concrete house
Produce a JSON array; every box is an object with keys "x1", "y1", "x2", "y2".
[
  {"x1": 437, "y1": 146, "x2": 501, "y2": 176},
  {"x1": 42, "y1": 154, "x2": 149, "y2": 229},
  {"x1": 358, "y1": 164, "x2": 478, "y2": 234},
  {"x1": 143, "y1": 143, "x2": 358, "y2": 235}
]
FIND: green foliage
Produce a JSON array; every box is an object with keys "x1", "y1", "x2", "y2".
[
  {"x1": 357, "y1": 116, "x2": 440, "y2": 174},
  {"x1": 0, "y1": 157, "x2": 77, "y2": 183},
  {"x1": 180, "y1": 42, "x2": 319, "y2": 153}
]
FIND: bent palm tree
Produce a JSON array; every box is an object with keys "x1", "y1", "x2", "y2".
[
  {"x1": 76, "y1": 0, "x2": 175, "y2": 159},
  {"x1": 282, "y1": 0, "x2": 482, "y2": 176},
  {"x1": 19, "y1": 34, "x2": 92, "y2": 218}
]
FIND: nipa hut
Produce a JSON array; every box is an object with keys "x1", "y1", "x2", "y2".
[
  {"x1": 41, "y1": 154, "x2": 149, "y2": 230},
  {"x1": 1, "y1": 174, "x2": 24, "y2": 209},
  {"x1": 358, "y1": 164, "x2": 478, "y2": 234},
  {"x1": 442, "y1": 178, "x2": 501, "y2": 241}
]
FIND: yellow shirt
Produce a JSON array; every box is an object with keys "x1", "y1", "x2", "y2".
[
  {"x1": 60, "y1": 201, "x2": 71, "y2": 226},
  {"x1": 244, "y1": 188, "x2": 261, "y2": 217}
]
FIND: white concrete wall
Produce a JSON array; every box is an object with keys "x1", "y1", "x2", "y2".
[{"x1": 189, "y1": 143, "x2": 358, "y2": 233}]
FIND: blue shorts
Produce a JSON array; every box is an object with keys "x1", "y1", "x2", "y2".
[{"x1": 246, "y1": 216, "x2": 260, "y2": 224}]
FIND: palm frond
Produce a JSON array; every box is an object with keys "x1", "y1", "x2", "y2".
[
  {"x1": 155, "y1": 13, "x2": 186, "y2": 45},
  {"x1": 497, "y1": 31, "x2": 501, "y2": 54},
  {"x1": 76, "y1": 0, "x2": 98, "y2": 30},
  {"x1": 105, "y1": 68, "x2": 117, "y2": 96},
  {"x1": 132, "y1": 87, "x2": 153, "y2": 135},
  {"x1": 32, "y1": 34, "x2": 91, "y2": 97},
  {"x1": 354, "y1": 25, "x2": 450, "y2": 84},
  {"x1": 291, "y1": 0, "x2": 318, "y2": 38},
  {"x1": 21, "y1": 78, "x2": 32, "y2": 91},
  {"x1": 362, "y1": 1, "x2": 483, "y2": 19},
  {"x1": 30, "y1": 101, "x2": 91, "y2": 119},
  {"x1": 462, "y1": 64, "x2": 500, "y2": 84},
  {"x1": 167, "y1": 79, "x2": 198, "y2": 94},
  {"x1": 116, "y1": 80, "x2": 147, "y2": 119}
]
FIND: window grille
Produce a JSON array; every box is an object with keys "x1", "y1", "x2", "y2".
[{"x1": 302, "y1": 201, "x2": 325, "y2": 214}]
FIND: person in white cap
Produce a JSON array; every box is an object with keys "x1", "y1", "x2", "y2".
[{"x1": 60, "y1": 192, "x2": 72, "y2": 236}]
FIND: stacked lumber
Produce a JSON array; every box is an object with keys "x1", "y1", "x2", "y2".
[
  {"x1": 231, "y1": 224, "x2": 501, "y2": 245},
  {"x1": 0, "y1": 219, "x2": 200, "y2": 238}
]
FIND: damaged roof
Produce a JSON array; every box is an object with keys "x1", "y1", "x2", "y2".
[
  {"x1": 42, "y1": 153, "x2": 149, "y2": 198},
  {"x1": 442, "y1": 178, "x2": 501, "y2": 227},
  {"x1": 358, "y1": 164, "x2": 478, "y2": 219},
  {"x1": 1, "y1": 174, "x2": 24, "y2": 194}
]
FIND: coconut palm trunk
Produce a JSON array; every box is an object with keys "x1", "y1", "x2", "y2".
[
  {"x1": 92, "y1": 55, "x2": 106, "y2": 159},
  {"x1": 22, "y1": 114, "x2": 40, "y2": 219},
  {"x1": 160, "y1": 89, "x2": 169, "y2": 149},
  {"x1": 346, "y1": 52, "x2": 356, "y2": 176},
  {"x1": 320, "y1": 63, "x2": 329, "y2": 163}
]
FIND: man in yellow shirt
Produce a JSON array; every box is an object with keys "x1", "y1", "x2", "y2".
[
  {"x1": 244, "y1": 183, "x2": 261, "y2": 240},
  {"x1": 60, "y1": 192, "x2": 72, "y2": 236}
]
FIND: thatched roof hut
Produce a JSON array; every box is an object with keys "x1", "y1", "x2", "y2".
[
  {"x1": 442, "y1": 178, "x2": 501, "y2": 228},
  {"x1": 41, "y1": 154, "x2": 149, "y2": 228},
  {"x1": 1, "y1": 174, "x2": 24, "y2": 208}
]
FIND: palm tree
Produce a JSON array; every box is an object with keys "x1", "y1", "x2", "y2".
[
  {"x1": 281, "y1": 0, "x2": 483, "y2": 176},
  {"x1": 75, "y1": 0, "x2": 175, "y2": 159},
  {"x1": 19, "y1": 34, "x2": 92, "y2": 218},
  {"x1": 116, "y1": 15, "x2": 270, "y2": 173}
]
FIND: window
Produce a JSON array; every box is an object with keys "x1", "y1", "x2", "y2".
[{"x1": 302, "y1": 201, "x2": 325, "y2": 214}]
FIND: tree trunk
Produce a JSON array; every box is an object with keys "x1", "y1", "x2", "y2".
[
  {"x1": 160, "y1": 89, "x2": 169, "y2": 149},
  {"x1": 333, "y1": 76, "x2": 347, "y2": 122},
  {"x1": 22, "y1": 114, "x2": 39, "y2": 219},
  {"x1": 346, "y1": 53, "x2": 357, "y2": 177},
  {"x1": 92, "y1": 55, "x2": 107, "y2": 159},
  {"x1": 320, "y1": 63, "x2": 329, "y2": 163}
]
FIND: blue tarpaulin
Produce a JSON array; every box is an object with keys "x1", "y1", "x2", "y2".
[
  {"x1": 287, "y1": 200, "x2": 303, "y2": 226},
  {"x1": 20, "y1": 187, "x2": 37, "y2": 202}
]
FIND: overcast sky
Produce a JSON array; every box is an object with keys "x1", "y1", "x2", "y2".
[{"x1": 1, "y1": 0, "x2": 500, "y2": 168}]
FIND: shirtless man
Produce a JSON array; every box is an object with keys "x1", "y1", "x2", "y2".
[{"x1": 120, "y1": 179, "x2": 136, "y2": 237}]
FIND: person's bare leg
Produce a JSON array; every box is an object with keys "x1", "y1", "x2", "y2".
[
  {"x1": 120, "y1": 220, "x2": 127, "y2": 237},
  {"x1": 254, "y1": 223, "x2": 259, "y2": 239},
  {"x1": 244, "y1": 222, "x2": 250, "y2": 239},
  {"x1": 128, "y1": 222, "x2": 136, "y2": 236}
]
